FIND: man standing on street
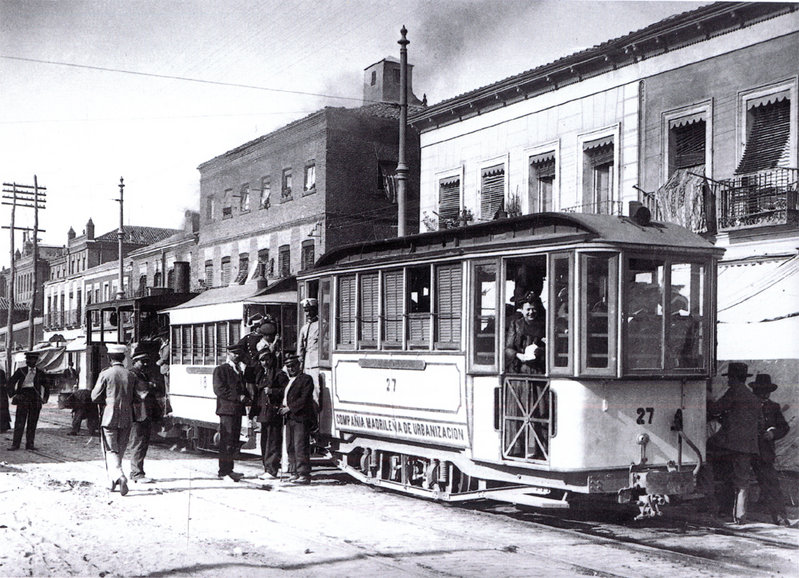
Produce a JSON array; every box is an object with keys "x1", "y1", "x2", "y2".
[
  {"x1": 213, "y1": 343, "x2": 249, "y2": 482},
  {"x1": 1, "y1": 364, "x2": 11, "y2": 433},
  {"x1": 7, "y1": 351, "x2": 50, "y2": 451},
  {"x1": 749, "y1": 374, "x2": 791, "y2": 526},
  {"x1": 68, "y1": 361, "x2": 99, "y2": 436},
  {"x1": 297, "y1": 298, "x2": 320, "y2": 432},
  {"x1": 707, "y1": 362, "x2": 763, "y2": 524},
  {"x1": 279, "y1": 354, "x2": 315, "y2": 485},
  {"x1": 91, "y1": 343, "x2": 137, "y2": 496},
  {"x1": 128, "y1": 345, "x2": 164, "y2": 484},
  {"x1": 249, "y1": 348, "x2": 288, "y2": 480}
]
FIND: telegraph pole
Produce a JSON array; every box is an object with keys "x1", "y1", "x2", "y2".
[
  {"x1": 115, "y1": 177, "x2": 125, "y2": 299},
  {"x1": 1, "y1": 179, "x2": 47, "y2": 359}
]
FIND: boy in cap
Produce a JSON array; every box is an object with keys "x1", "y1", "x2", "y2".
[
  {"x1": 707, "y1": 362, "x2": 763, "y2": 524},
  {"x1": 91, "y1": 344, "x2": 137, "y2": 496},
  {"x1": 279, "y1": 354, "x2": 315, "y2": 484},
  {"x1": 7, "y1": 351, "x2": 50, "y2": 451},
  {"x1": 249, "y1": 348, "x2": 288, "y2": 479},
  {"x1": 749, "y1": 374, "x2": 791, "y2": 526},
  {"x1": 213, "y1": 342, "x2": 250, "y2": 481}
]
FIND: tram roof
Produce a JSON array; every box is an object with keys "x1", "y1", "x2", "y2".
[
  {"x1": 162, "y1": 276, "x2": 296, "y2": 312},
  {"x1": 308, "y1": 212, "x2": 722, "y2": 272}
]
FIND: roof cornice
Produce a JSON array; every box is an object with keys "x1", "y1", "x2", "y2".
[{"x1": 409, "y1": 2, "x2": 797, "y2": 130}]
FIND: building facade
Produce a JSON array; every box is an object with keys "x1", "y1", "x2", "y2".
[
  {"x1": 195, "y1": 58, "x2": 422, "y2": 291},
  {"x1": 409, "y1": 3, "x2": 798, "y2": 468}
]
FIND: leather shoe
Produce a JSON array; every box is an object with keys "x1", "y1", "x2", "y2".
[
  {"x1": 110, "y1": 478, "x2": 118, "y2": 491},
  {"x1": 133, "y1": 476, "x2": 154, "y2": 484},
  {"x1": 218, "y1": 472, "x2": 244, "y2": 482},
  {"x1": 774, "y1": 515, "x2": 791, "y2": 527},
  {"x1": 8, "y1": 446, "x2": 19, "y2": 451},
  {"x1": 67, "y1": 431, "x2": 78, "y2": 436},
  {"x1": 258, "y1": 471, "x2": 279, "y2": 480},
  {"x1": 118, "y1": 477, "x2": 129, "y2": 496},
  {"x1": 25, "y1": 446, "x2": 35, "y2": 451},
  {"x1": 291, "y1": 476, "x2": 311, "y2": 485}
]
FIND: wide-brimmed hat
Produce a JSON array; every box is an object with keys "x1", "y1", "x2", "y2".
[
  {"x1": 749, "y1": 373, "x2": 778, "y2": 394},
  {"x1": 284, "y1": 353, "x2": 301, "y2": 366},
  {"x1": 721, "y1": 362, "x2": 752, "y2": 379},
  {"x1": 24, "y1": 350, "x2": 40, "y2": 359},
  {"x1": 131, "y1": 344, "x2": 151, "y2": 361}
]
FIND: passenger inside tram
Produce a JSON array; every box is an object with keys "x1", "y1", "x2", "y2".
[{"x1": 504, "y1": 258, "x2": 547, "y2": 374}]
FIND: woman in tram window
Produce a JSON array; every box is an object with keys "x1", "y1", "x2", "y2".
[{"x1": 505, "y1": 290, "x2": 546, "y2": 374}]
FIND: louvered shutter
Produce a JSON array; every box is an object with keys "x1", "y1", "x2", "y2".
[
  {"x1": 182, "y1": 326, "x2": 191, "y2": 361},
  {"x1": 736, "y1": 97, "x2": 791, "y2": 174},
  {"x1": 193, "y1": 326, "x2": 203, "y2": 363},
  {"x1": 382, "y1": 270, "x2": 403, "y2": 346},
  {"x1": 480, "y1": 165, "x2": 505, "y2": 220},
  {"x1": 204, "y1": 324, "x2": 214, "y2": 364},
  {"x1": 673, "y1": 120, "x2": 706, "y2": 169},
  {"x1": 359, "y1": 273, "x2": 379, "y2": 346},
  {"x1": 438, "y1": 177, "x2": 460, "y2": 226},
  {"x1": 435, "y1": 263, "x2": 462, "y2": 349},
  {"x1": 337, "y1": 275, "x2": 356, "y2": 348}
]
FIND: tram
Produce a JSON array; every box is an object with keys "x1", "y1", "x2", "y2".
[
  {"x1": 297, "y1": 207, "x2": 723, "y2": 516},
  {"x1": 163, "y1": 277, "x2": 297, "y2": 450}
]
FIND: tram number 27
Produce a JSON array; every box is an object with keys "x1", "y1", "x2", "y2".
[{"x1": 636, "y1": 407, "x2": 654, "y2": 424}]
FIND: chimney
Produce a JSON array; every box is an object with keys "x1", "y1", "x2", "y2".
[
  {"x1": 172, "y1": 261, "x2": 190, "y2": 293},
  {"x1": 184, "y1": 210, "x2": 200, "y2": 233},
  {"x1": 86, "y1": 218, "x2": 95, "y2": 240},
  {"x1": 67, "y1": 227, "x2": 76, "y2": 242},
  {"x1": 363, "y1": 57, "x2": 422, "y2": 106}
]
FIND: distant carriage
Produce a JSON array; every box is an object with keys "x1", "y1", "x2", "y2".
[{"x1": 297, "y1": 210, "x2": 722, "y2": 516}]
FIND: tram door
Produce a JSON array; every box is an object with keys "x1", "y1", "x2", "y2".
[{"x1": 500, "y1": 255, "x2": 553, "y2": 463}]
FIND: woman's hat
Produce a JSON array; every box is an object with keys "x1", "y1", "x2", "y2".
[{"x1": 749, "y1": 373, "x2": 778, "y2": 394}]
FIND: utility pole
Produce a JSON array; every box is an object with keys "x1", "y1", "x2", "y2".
[
  {"x1": 396, "y1": 25, "x2": 409, "y2": 238},
  {"x1": 2, "y1": 179, "x2": 47, "y2": 356},
  {"x1": 115, "y1": 177, "x2": 125, "y2": 299}
]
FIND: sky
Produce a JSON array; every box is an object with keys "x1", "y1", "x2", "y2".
[{"x1": 0, "y1": 0, "x2": 710, "y2": 264}]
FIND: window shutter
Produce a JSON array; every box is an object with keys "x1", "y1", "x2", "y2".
[
  {"x1": 673, "y1": 120, "x2": 706, "y2": 169},
  {"x1": 234, "y1": 256, "x2": 249, "y2": 284},
  {"x1": 204, "y1": 324, "x2": 214, "y2": 364},
  {"x1": 359, "y1": 273, "x2": 379, "y2": 344},
  {"x1": 480, "y1": 165, "x2": 505, "y2": 220},
  {"x1": 337, "y1": 275, "x2": 356, "y2": 347},
  {"x1": 193, "y1": 325, "x2": 203, "y2": 363},
  {"x1": 736, "y1": 98, "x2": 791, "y2": 174},
  {"x1": 216, "y1": 322, "x2": 227, "y2": 365},
  {"x1": 438, "y1": 177, "x2": 460, "y2": 225},
  {"x1": 382, "y1": 270, "x2": 403, "y2": 344},
  {"x1": 435, "y1": 264, "x2": 462, "y2": 347}
]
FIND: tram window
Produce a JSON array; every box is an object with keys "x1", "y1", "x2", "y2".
[
  {"x1": 192, "y1": 326, "x2": 203, "y2": 364},
  {"x1": 228, "y1": 322, "x2": 240, "y2": 353},
  {"x1": 203, "y1": 324, "x2": 214, "y2": 364},
  {"x1": 382, "y1": 270, "x2": 404, "y2": 348},
  {"x1": 407, "y1": 266, "x2": 431, "y2": 349},
  {"x1": 434, "y1": 263, "x2": 462, "y2": 350},
  {"x1": 319, "y1": 278, "x2": 331, "y2": 363},
  {"x1": 667, "y1": 262, "x2": 705, "y2": 369},
  {"x1": 171, "y1": 326, "x2": 180, "y2": 364},
  {"x1": 216, "y1": 322, "x2": 228, "y2": 365},
  {"x1": 504, "y1": 256, "x2": 547, "y2": 375},
  {"x1": 625, "y1": 258, "x2": 665, "y2": 371},
  {"x1": 181, "y1": 326, "x2": 191, "y2": 363},
  {"x1": 579, "y1": 253, "x2": 618, "y2": 373},
  {"x1": 550, "y1": 254, "x2": 572, "y2": 372},
  {"x1": 472, "y1": 261, "x2": 497, "y2": 367},
  {"x1": 359, "y1": 273, "x2": 379, "y2": 348},
  {"x1": 337, "y1": 275, "x2": 356, "y2": 349}
]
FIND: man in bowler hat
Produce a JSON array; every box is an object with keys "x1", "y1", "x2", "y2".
[
  {"x1": 749, "y1": 374, "x2": 791, "y2": 526},
  {"x1": 213, "y1": 342, "x2": 249, "y2": 481},
  {"x1": 707, "y1": 362, "x2": 763, "y2": 524},
  {"x1": 7, "y1": 351, "x2": 50, "y2": 450}
]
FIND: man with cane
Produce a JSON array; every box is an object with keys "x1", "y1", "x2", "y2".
[{"x1": 91, "y1": 343, "x2": 138, "y2": 496}]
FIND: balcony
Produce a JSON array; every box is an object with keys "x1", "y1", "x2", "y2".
[
  {"x1": 717, "y1": 168, "x2": 798, "y2": 231},
  {"x1": 561, "y1": 200, "x2": 624, "y2": 216}
]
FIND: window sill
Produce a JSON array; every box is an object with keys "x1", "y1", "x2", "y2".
[
  {"x1": 280, "y1": 194, "x2": 293, "y2": 203},
  {"x1": 302, "y1": 187, "x2": 317, "y2": 197}
]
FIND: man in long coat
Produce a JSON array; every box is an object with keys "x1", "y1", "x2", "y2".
[
  {"x1": 249, "y1": 348, "x2": 288, "y2": 480},
  {"x1": 7, "y1": 351, "x2": 50, "y2": 450},
  {"x1": 129, "y1": 345, "x2": 164, "y2": 484},
  {"x1": 749, "y1": 374, "x2": 791, "y2": 526},
  {"x1": 213, "y1": 342, "x2": 249, "y2": 481},
  {"x1": 91, "y1": 343, "x2": 137, "y2": 496},
  {"x1": 707, "y1": 362, "x2": 763, "y2": 524}
]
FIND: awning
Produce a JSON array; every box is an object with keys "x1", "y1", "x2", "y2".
[
  {"x1": 746, "y1": 89, "x2": 790, "y2": 110},
  {"x1": 66, "y1": 336, "x2": 87, "y2": 352},
  {"x1": 583, "y1": 135, "x2": 613, "y2": 151},
  {"x1": 718, "y1": 255, "x2": 799, "y2": 323},
  {"x1": 668, "y1": 112, "x2": 706, "y2": 129}
]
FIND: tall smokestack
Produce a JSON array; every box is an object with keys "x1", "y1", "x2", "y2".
[{"x1": 396, "y1": 26, "x2": 409, "y2": 238}]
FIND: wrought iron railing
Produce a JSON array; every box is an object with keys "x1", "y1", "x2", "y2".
[
  {"x1": 561, "y1": 200, "x2": 624, "y2": 216},
  {"x1": 717, "y1": 167, "x2": 798, "y2": 230}
]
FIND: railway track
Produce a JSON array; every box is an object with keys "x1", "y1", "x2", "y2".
[{"x1": 17, "y1": 408, "x2": 797, "y2": 576}]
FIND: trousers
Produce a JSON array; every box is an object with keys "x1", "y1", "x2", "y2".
[
  {"x1": 12, "y1": 391, "x2": 42, "y2": 449},
  {"x1": 218, "y1": 414, "x2": 240, "y2": 476},
  {"x1": 129, "y1": 419, "x2": 152, "y2": 479}
]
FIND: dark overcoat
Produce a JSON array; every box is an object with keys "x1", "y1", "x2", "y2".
[
  {"x1": 284, "y1": 373, "x2": 315, "y2": 423},
  {"x1": 708, "y1": 382, "x2": 763, "y2": 455},
  {"x1": 212, "y1": 362, "x2": 248, "y2": 416},
  {"x1": 249, "y1": 365, "x2": 288, "y2": 424}
]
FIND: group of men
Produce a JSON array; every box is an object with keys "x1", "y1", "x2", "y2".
[
  {"x1": 215, "y1": 297, "x2": 319, "y2": 484},
  {"x1": 707, "y1": 362, "x2": 791, "y2": 526}
]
